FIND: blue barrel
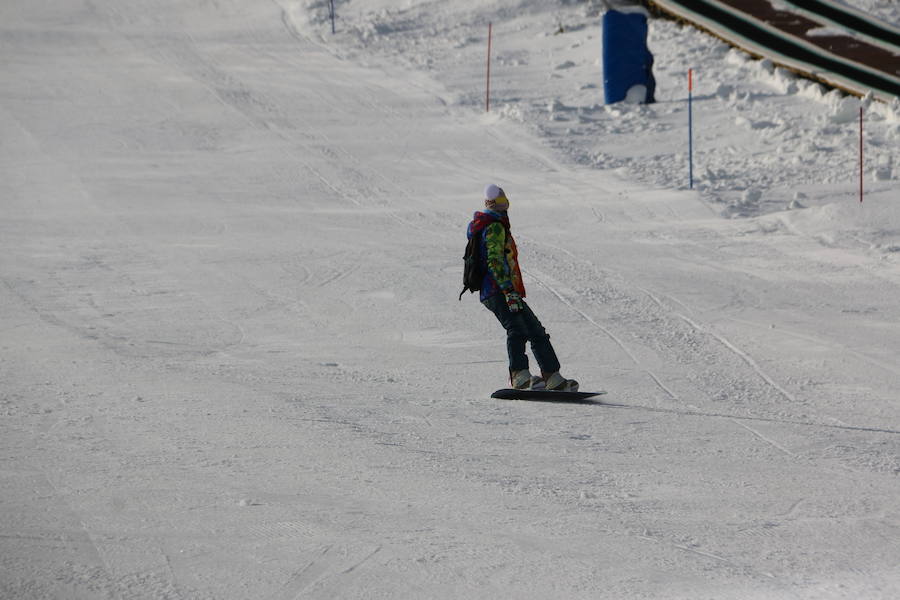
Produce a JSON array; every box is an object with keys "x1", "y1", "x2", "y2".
[{"x1": 602, "y1": 10, "x2": 656, "y2": 104}]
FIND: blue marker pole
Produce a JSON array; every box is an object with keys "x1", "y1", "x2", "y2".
[
  {"x1": 330, "y1": 0, "x2": 335, "y2": 34},
  {"x1": 688, "y1": 69, "x2": 694, "y2": 189},
  {"x1": 859, "y1": 106, "x2": 864, "y2": 203}
]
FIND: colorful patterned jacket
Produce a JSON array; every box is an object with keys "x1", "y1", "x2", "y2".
[{"x1": 466, "y1": 210, "x2": 526, "y2": 302}]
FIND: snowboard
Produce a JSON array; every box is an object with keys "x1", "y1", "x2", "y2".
[{"x1": 491, "y1": 388, "x2": 606, "y2": 402}]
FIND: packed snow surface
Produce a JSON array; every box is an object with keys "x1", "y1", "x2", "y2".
[{"x1": 1, "y1": 0, "x2": 899, "y2": 598}]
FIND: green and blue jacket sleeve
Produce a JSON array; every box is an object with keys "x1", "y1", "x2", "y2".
[{"x1": 484, "y1": 222, "x2": 513, "y2": 292}]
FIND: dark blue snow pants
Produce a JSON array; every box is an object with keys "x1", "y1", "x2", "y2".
[{"x1": 482, "y1": 294, "x2": 561, "y2": 375}]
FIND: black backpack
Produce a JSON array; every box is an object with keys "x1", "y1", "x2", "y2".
[{"x1": 458, "y1": 234, "x2": 485, "y2": 300}]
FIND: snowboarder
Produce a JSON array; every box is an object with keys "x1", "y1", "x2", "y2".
[{"x1": 466, "y1": 184, "x2": 578, "y2": 391}]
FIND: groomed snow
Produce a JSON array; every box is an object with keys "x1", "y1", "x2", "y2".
[{"x1": 1, "y1": 0, "x2": 898, "y2": 598}]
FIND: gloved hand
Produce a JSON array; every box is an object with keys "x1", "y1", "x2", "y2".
[{"x1": 505, "y1": 291, "x2": 524, "y2": 313}]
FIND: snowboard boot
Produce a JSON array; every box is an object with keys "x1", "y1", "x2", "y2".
[
  {"x1": 510, "y1": 369, "x2": 544, "y2": 390},
  {"x1": 542, "y1": 371, "x2": 579, "y2": 392}
]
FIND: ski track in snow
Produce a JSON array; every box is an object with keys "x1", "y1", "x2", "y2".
[
  {"x1": 641, "y1": 287, "x2": 797, "y2": 404},
  {"x1": 523, "y1": 263, "x2": 682, "y2": 402}
]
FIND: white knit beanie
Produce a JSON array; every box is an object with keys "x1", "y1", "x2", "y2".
[
  {"x1": 484, "y1": 183, "x2": 505, "y2": 201},
  {"x1": 484, "y1": 183, "x2": 509, "y2": 210}
]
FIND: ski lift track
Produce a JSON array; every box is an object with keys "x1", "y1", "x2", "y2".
[{"x1": 649, "y1": 0, "x2": 900, "y2": 102}]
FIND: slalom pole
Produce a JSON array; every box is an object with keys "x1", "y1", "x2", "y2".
[
  {"x1": 486, "y1": 22, "x2": 493, "y2": 112},
  {"x1": 330, "y1": 0, "x2": 335, "y2": 34},
  {"x1": 688, "y1": 69, "x2": 694, "y2": 189},
  {"x1": 859, "y1": 106, "x2": 864, "y2": 203}
]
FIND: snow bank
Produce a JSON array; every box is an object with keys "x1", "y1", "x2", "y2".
[{"x1": 302, "y1": 0, "x2": 897, "y2": 237}]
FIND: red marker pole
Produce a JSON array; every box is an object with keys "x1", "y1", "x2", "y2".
[
  {"x1": 859, "y1": 106, "x2": 864, "y2": 203},
  {"x1": 486, "y1": 22, "x2": 493, "y2": 112}
]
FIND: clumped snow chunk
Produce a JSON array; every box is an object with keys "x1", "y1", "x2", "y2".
[
  {"x1": 623, "y1": 84, "x2": 648, "y2": 104},
  {"x1": 830, "y1": 95, "x2": 863, "y2": 124}
]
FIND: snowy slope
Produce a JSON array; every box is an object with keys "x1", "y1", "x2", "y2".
[
  {"x1": 301, "y1": 0, "x2": 899, "y2": 217},
  {"x1": 1, "y1": 0, "x2": 899, "y2": 599}
]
